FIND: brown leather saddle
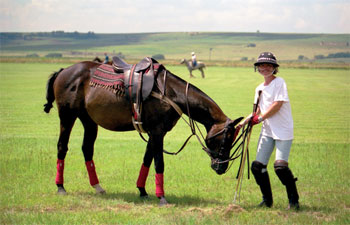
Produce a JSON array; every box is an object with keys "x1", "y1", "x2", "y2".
[{"x1": 112, "y1": 56, "x2": 160, "y2": 133}]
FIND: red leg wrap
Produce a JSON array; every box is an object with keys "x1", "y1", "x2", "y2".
[
  {"x1": 55, "y1": 159, "x2": 64, "y2": 185},
  {"x1": 155, "y1": 173, "x2": 164, "y2": 198},
  {"x1": 85, "y1": 160, "x2": 99, "y2": 186},
  {"x1": 136, "y1": 164, "x2": 150, "y2": 188}
]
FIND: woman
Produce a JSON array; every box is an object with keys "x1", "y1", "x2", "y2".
[{"x1": 243, "y1": 52, "x2": 300, "y2": 210}]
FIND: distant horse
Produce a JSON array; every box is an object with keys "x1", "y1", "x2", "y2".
[
  {"x1": 181, "y1": 58, "x2": 206, "y2": 78},
  {"x1": 44, "y1": 58, "x2": 242, "y2": 205}
]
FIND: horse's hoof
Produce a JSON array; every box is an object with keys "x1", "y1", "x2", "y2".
[
  {"x1": 57, "y1": 187, "x2": 67, "y2": 195},
  {"x1": 96, "y1": 189, "x2": 106, "y2": 194},
  {"x1": 159, "y1": 196, "x2": 168, "y2": 207},
  {"x1": 138, "y1": 187, "x2": 148, "y2": 197},
  {"x1": 93, "y1": 184, "x2": 106, "y2": 194},
  {"x1": 140, "y1": 195, "x2": 149, "y2": 200}
]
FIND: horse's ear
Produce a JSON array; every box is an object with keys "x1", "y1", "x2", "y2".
[{"x1": 228, "y1": 117, "x2": 244, "y2": 128}]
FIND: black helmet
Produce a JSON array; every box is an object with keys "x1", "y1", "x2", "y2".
[{"x1": 254, "y1": 52, "x2": 279, "y2": 67}]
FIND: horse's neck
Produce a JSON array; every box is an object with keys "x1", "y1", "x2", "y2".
[
  {"x1": 165, "y1": 72, "x2": 227, "y2": 131},
  {"x1": 185, "y1": 60, "x2": 192, "y2": 69}
]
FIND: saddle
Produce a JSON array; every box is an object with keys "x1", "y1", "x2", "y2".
[{"x1": 112, "y1": 56, "x2": 160, "y2": 133}]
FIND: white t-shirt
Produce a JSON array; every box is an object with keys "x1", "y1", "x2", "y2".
[{"x1": 254, "y1": 77, "x2": 294, "y2": 140}]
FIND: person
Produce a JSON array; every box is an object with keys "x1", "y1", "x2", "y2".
[
  {"x1": 191, "y1": 52, "x2": 197, "y2": 67},
  {"x1": 103, "y1": 53, "x2": 109, "y2": 64},
  {"x1": 241, "y1": 52, "x2": 300, "y2": 210}
]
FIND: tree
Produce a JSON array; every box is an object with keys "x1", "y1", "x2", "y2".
[{"x1": 152, "y1": 54, "x2": 165, "y2": 60}]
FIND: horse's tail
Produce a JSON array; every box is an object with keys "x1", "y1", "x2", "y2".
[{"x1": 44, "y1": 68, "x2": 64, "y2": 113}]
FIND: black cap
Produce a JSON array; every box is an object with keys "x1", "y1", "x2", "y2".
[{"x1": 254, "y1": 52, "x2": 279, "y2": 67}]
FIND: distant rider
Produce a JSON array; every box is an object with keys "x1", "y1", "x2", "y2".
[
  {"x1": 191, "y1": 52, "x2": 197, "y2": 67},
  {"x1": 103, "y1": 53, "x2": 109, "y2": 64}
]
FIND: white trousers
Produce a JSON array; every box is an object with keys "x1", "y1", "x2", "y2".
[{"x1": 256, "y1": 134, "x2": 293, "y2": 166}]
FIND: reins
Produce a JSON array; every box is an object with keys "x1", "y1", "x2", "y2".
[
  {"x1": 152, "y1": 72, "x2": 242, "y2": 162},
  {"x1": 160, "y1": 82, "x2": 209, "y2": 156},
  {"x1": 145, "y1": 70, "x2": 250, "y2": 173},
  {"x1": 233, "y1": 90, "x2": 262, "y2": 203}
]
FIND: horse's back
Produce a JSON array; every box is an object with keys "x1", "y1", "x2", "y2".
[{"x1": 54, "y1": 61, "x2": 134, "y2": 131}]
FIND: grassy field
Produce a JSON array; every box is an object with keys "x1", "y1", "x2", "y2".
[
  {"x1": 0, "y1": 62, "x2": 349, "y2": 224},
  {"x1": 1, "y1": 32, "x2": 349, "y2": 63}
]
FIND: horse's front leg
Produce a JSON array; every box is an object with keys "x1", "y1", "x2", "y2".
[
  {"x1": 136, "y1": 145, "x2": 153, "y2": 198},
  {"x1": 152, "y1": 134, "x2": 168, "y2": 206},
  {"x1": 137, "y1": 133, "x2": 167, "y2": 206},
  {"x1": 190, "y1": 69, "x2": 195, "y2": 78}
]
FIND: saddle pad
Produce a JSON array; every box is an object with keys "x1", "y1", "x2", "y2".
[{"x1": 90, "y1": 64, "x2": 125, "y2": 96}]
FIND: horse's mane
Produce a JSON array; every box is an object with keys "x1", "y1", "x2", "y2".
[{"x1": 165, "y1": 70, "x2": 217, "y2": 106}]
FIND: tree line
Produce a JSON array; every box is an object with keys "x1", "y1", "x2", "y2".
[{"x1": 0, "y1": 31, "x2": 96, "y2": 41}]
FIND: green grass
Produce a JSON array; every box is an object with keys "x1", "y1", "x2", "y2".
[
  {"x1": 1, "y1": 32, "x2": 349, "y2": 62},
  {"x1": 0, "y1": 62, "x2": 349, "y2": 224}
]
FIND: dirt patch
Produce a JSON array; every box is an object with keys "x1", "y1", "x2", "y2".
[
  {"x1": 223, "y1": 204, "x2": 246, "y2": 217},
  {"x1": 187, "y1": 204, "x2": 246, "y2": 217}
]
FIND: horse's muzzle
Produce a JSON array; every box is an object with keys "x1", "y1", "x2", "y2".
[{"x1": 211, "y1": 159, "x2": 228, "y2": 175}]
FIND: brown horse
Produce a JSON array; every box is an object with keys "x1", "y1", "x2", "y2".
[{"x1": 44, "y1": 59, "x2": 242, "y2": 205}]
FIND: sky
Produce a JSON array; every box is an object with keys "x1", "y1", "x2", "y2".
[{"x1": 0, "y1": 0, "x2": 349, "y2": 34}]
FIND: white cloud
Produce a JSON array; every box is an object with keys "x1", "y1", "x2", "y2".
[{"x1": 0, "y1": 0, "x2": 349, "y2": 33}]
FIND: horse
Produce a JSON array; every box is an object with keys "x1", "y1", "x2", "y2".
[
  {"x1": 44, "y1": 58, "x2": 242, "y2": 206},
  {"x1": 180, "y1": 58, "x2": 206, "y2": 78}
]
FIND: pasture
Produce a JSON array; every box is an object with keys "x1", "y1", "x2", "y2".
[
  {"x1": 1, "y1": 32, "x2": 349, "y2": 63},
  {"x1": 0, "y1": 62, "x2": 349, "y2": 224}
]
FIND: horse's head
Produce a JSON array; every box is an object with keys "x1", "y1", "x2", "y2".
[
  {"x1": 205, "y1": 117, "x2": 243, "y2": 175},
  {"x1": 180, "y1": 59, "x2": 185, "y2": 64}
]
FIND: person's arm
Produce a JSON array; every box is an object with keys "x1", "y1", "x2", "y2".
[
  {"x1": 251, "y1": 101, "x2": 283, "y2": 125},
  {"x1": 260, "y1": 101, "x2": 283, "y2": 121}
]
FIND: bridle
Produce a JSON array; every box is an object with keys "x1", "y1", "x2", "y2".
[{"x1": 152, "y1": 71, "x2": 246, "y2": 170}]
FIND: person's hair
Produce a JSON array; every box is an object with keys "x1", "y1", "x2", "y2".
[
  {"x1": 273, "y1": 66, "x2": 279, "y2": 74},
  {"x1": 255, "y1": 64, "x2": 279, "y2": 74}
]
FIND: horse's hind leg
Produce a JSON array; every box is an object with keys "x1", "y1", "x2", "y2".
[
  {"x1": 56, "y1": 111, "x2": 77, "y2": 195},
  {"x1": 79, "y1": 112, "x2": 105, "y2": 194}
]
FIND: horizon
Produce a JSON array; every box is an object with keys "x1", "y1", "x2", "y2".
[{"x1": 1, "y1": 31, "x2": 348, "y2": 35}]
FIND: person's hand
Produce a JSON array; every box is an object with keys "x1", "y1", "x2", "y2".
[
  {"x1": 240, "y1": 114, "x2": 252, "y2": 126},
  {"x1": 251, "y1": 113, "x2": 262, "y2": 125}
]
